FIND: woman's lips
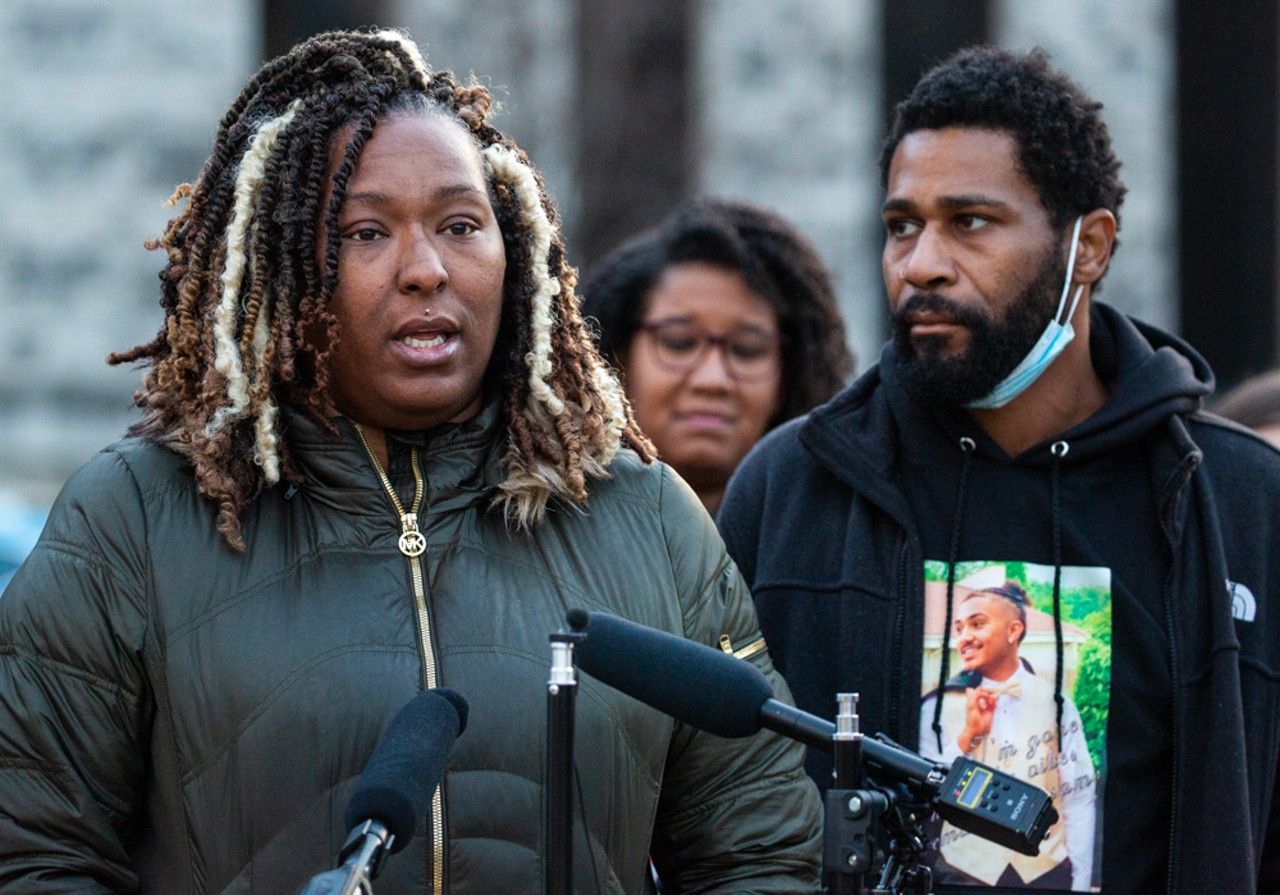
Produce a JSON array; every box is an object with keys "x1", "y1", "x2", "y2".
[
  {"x1": 677, "y1": 412, "x2": 733, "y2": 432},
  {"x1": 392, "y1": 328, "x2": 458, "y2": 364}
]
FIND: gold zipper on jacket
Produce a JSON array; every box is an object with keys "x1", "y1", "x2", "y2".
[
  {"x1": 354, "y1": 424, "x2": 445, "y2": 893},
  {"x1": 718, "y1": 633, "x2": 768, "y2": 661}
]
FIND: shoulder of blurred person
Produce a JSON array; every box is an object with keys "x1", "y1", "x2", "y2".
[{"x1": 1210, "y1": 369, "x2": 1280, "y2": 449}]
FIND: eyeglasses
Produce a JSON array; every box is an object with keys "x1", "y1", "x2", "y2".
[{"x1": 638, "y1": 319, "x2": 782, "y2": 381}]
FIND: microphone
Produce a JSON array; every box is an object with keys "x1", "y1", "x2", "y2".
[
  {"x1": 564, "y1": 607, "x2": 767, "y2": 737},
  {"x1": 567, "y1": 610, "x2": 1056, "y2": 856},
  {"x1": 565, "y1": 609, "x2": 937, "y2": 785},
  {"x1": 298, "y1": 688, "x2": 469, "y2": 895}
]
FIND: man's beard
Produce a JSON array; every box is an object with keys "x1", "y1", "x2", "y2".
[{"x1": 890, "y1": 245, "x2": 1066, "y2": 410}]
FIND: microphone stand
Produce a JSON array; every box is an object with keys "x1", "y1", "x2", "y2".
[
  {"x1": 822, "y1": 692, "x2": 932, "y2": 895},
  {"x1": 296, "y1": 820, "x2": 393, "y2": 895},
  {"x1": 825, "y1": 693, "x2": 878, "y2": 895},
  {"x1": 546, "y1": 632, "x2": 581, "y2": 895}
]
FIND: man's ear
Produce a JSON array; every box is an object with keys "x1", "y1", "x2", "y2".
[
  {"x1": 1071, "y1": 208, "x2": 1117, "y2": 286},
  {"x1": 1010, "y1": 619, "x2": 1026, "y2": 645}
]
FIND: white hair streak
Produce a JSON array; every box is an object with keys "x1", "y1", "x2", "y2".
[
  {"x1": 205, "y1": 99, "x2": 301, "y2": 440},
  {"x1": 254, "y1": 398, "x2": 281, "y2": 483},
  {"x1": 374, "y1": 29, "x2": 432, "y2": 84},
  {"x1": 590, "y1": 363, "x2": 627, "y2": 466},
  {"x1": 478, "y1": 145, "x2": 639, "y2": 527},
  {"x1": 248, "y1": 294, "x2": 282, "y2": 482},
  {"x1": 481, "y1": 144, "x2": 565, "y2": 417}
]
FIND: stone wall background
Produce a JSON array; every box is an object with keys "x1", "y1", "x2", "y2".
[
  {"x1": 0, "y1": 0, "x2": 258, "y2": 503},
  {"x1": 996, "y1": 0, "x2": 1176, "y2": 331},
  {"x1": 0, "y1": 0, "x2": 1190, "y2": 504}
]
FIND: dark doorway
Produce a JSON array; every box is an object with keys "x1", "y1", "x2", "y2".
[
  {"x1": 574, "y1": 0, "x2": 693, "y2": 271},
  {"x1": 882, "y1": 0, "x2": 990, "y2": 120},
  {"x1": 1177, "y1": 0, "x2": 1280, "y2": 387},
  {"x1": 264, "y1": 0, "x2": 388, "y2": 61}
]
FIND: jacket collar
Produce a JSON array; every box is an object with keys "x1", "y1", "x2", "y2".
[
  {"x1": 798, "y1": 365, "x2": 916, "y2": 530},
  {"x1": 279, "y1": 400, "x2": 507, "y2": 514}
]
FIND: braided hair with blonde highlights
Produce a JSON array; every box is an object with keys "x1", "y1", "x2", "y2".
[{"x1": 111, "y1": 28, "x2": 651, "y2": 550}]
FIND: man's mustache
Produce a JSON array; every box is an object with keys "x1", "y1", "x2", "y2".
[{"x1": 893, "y1": 293, "x2": 990, "y2": 330}]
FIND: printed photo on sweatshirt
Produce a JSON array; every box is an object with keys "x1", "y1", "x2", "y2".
[{"x1": 919, "y1": 560, "x2": 1110, "y2": 893}]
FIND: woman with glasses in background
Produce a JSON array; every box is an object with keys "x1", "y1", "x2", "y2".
[{"x1": 582, "y1": 199, "x2": 854, "y2": 512}]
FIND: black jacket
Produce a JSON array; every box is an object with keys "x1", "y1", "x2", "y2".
[
  {"x1": 719, "y1": 304, "x2": 1280, "y2": 894},
  {"x1": 0, "y1": 402, "x2": 822, "y2": 894}
]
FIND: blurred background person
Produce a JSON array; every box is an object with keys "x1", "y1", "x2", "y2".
[
  {"x1": 1212, "y1": 369, "x2": 1280, "y2": 448},
  {"x1": 581, "y1": 199, "x2": 853, "y2": 512}
]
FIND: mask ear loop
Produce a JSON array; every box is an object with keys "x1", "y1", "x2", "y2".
[{"x1": 1056, "y1": 216, "x2": 1086, "y2": 327}]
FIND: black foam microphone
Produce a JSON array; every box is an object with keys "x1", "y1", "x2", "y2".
[
  {"x1": 298, "y1": 688, "x2": 469, "y2": 895},
  {"x1": 566, "y1": 608, "x2": 932, "y2": 778},
  {"x1": 565, "y1": 607, "x2": 769, "y2": 738},
  {"x1": 343, "y1": 688, "x2": 469, "y2": 849},
  {"x1": 567, "y1": 610, "x2": 1057, "y2": 856}
]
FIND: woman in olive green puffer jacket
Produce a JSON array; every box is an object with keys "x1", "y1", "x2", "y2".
[
  {"x1": 0, "y1": 401, "x2": 821, "y2": 894},
  {"x1": 0, "y1": 29, "x2": 821, "y2": 895}
]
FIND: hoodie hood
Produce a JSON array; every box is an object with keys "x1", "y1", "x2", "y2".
[{"x1": 1056, "y1": 302, "x2": 1212, "y2": 457}]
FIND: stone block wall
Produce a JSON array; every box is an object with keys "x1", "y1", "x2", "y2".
[
  {"x1": 694, "y1": 0, "x2": 886, "y2": 372},
  {"x1": 996, "y1": 0, "x2": 1177, "y2": 329},
  {"x1": 0, "y1": 0, "x2": 258, "y2": 502},
  {"x1": 0, "y1": 0, "x2": 1185, "y2": 503}
]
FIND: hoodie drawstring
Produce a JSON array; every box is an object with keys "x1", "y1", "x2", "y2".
[
  {"x1": 933, "y1": 436, "x2": 977, "y2": 752},
  {"x1": 932, "y1": 436, "x2": 1070, "y2": 757},
  {"x1": 1050, "y1": 440, "x2": 1069, "y2": 752}
]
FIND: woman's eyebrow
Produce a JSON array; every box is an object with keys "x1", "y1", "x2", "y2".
[{"x1": 343, "y1": 184, "x2": 486, "y2": 207}]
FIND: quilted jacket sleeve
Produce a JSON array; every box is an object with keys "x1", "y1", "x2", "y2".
[
  {"x1": 647, "y1": 464, "x2": 822, "y2": 893},
  {"x1": 0, "y1": 449, "x2": 152, "y2": 894}
]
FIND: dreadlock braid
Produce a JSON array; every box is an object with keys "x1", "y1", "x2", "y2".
[
  {"x1": 483, "y1": 145, "x2": 566, "y2": 416},
  {"x1": 208, "y1": 99, "x2": 301, "y2": 439},
  {"x1": 111, "y1": 28, "x2": 651, "y2": 549},
  {"x1": 372, "y1": 28, "x2": 431, "y2": 85}
]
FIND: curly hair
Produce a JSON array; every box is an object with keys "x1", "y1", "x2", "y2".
[
  {"x1": 880, "y1": 46, "x2": 1127, "y2": 251},
  {"x1": 109, "y1": 28, "x2": 652, "y2": 550},
  {"x1": 579, "y1": 198, "x2": 853, "y2": 428}
]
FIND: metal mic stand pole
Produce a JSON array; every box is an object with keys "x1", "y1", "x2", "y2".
[
  {"x1": 825, "y1": 692, "x2": 878, "y2": 895},
  {"x1": 546, "y1": 632, "x2": 580, "y2": 895}
]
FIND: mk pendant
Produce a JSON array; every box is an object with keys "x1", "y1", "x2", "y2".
[{"x1": 398, "y1": 530, "x2": 427, "y2": 557}]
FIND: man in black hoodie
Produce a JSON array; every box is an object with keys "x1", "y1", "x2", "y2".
[{"x1": 719, "y1": 46, "x2": 1280, "y2": 895}]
